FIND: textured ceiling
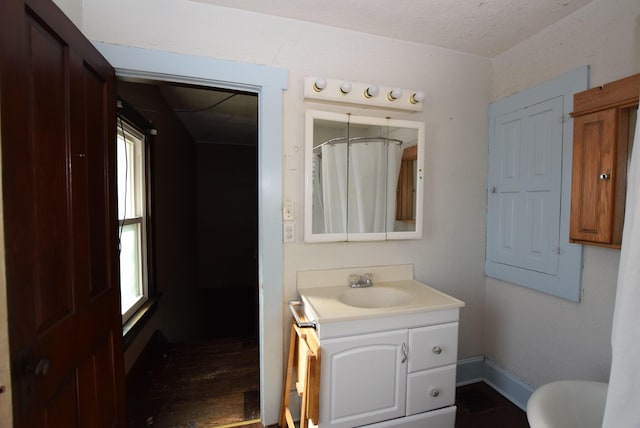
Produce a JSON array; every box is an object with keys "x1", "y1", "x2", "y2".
[
  {"x1": 148, "y1": 1, "x2": 595, "y2": 144},
  {"x1": 193, "y1": 0, "x2": 593, "y2": 57}
]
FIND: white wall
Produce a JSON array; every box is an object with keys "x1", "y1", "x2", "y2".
[
  {"x1": 487, "y1": 0, "x2": 640, "y2": 388},
  {"x1": 69, "y1": 0, "x2": 492, "y2": 363}
]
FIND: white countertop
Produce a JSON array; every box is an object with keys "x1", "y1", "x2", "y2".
[{"x1": 299, "y1": 280, "x2": 465, "y2": 324}]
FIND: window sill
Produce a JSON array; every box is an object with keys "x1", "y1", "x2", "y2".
[{"x1": 122, "y1": 296, "x2": 159, "y2": 350}]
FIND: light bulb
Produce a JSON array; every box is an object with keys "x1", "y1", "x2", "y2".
[
  {"x1": 410, "y1": 91, "x2": 426, "y2": 104},
  {"x1": 387, "y1": 88, "x2": 403, "y2": 101},
  {"x1": 340, "y1": 81, "x2": 352, "y2": 94},
  {"x1": 364, "y1": 85, "x2": 379, "y2": 98},
  {"x1": 313, "y1": 77, "x2": 327, "y2": 92}
]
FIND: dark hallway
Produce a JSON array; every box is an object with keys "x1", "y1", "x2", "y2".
[{"x1": 117, "y1": 80, "x2": 260, "y2": 427}]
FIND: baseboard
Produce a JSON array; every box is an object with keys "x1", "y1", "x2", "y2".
[
  {"x1": 456, "y1": 356, "x2": 485, "y2": 386},
  {"x1": 456, "y1": 356, "x2": 535, "y2": 412}
]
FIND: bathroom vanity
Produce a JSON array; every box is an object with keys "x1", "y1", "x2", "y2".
[{"x1": 295, "y1": 265, "x2": 465, "y2": 428}]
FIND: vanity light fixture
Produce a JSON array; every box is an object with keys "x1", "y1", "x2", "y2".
[
  {"x1": 340, "y1": 81, "x2": 352, "y2": 94},
  {"x1": 313, "y1": 77, "x2": 327, "y2": 92},
  {"x1": 364, "y1": 84, "x2": 379, "y2": 98},
  {"x1": 410, "y1": 91, "x2": 426, "y2": 104},
  {"x1": 303, "y1": 76, "x2": 425, "y2": 112},
  {"x1": 387, "y1": 88, "x2": 403, "y2": 101}
]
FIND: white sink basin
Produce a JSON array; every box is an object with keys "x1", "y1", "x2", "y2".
[
  {"x1": 298, "y1": 280, "x2": 465, "y2": 325},
  {"x1": 339, "y1": 287, "x2": 411, "y2": 308},
  {"x1": 295, "y1": 267, "x2": 465, "y2": 339}
]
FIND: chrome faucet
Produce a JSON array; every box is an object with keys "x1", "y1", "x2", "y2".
[{"x1": 348, "y1": 273, "x2": 374, "y2": 288}]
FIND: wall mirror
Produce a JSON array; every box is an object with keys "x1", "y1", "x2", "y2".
[{"x1": 304, "y1": 110, "x2": 424, "y2": 242}]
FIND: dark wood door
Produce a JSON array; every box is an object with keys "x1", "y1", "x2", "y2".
[{"x1": 0, "y1": 0, "x2": 125, "y2": 426}]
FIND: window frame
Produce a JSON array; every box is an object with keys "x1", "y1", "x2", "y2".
[{"x1": 116, "y1": 100, "x2": 156, "y2": 329}]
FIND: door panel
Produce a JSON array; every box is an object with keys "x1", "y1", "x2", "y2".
[
  {"x1": 28, "y1": 9, "x2": 75, "y2": 337},
  {"x1": 43, "y1": 376, "x2": 78, "y2": 428},
  {"x1": 487, "y1": 96, "x2": 563, "y2": 275},
  {"x1": 0, "y1": 0, "x2": 125, "y2": 426}
]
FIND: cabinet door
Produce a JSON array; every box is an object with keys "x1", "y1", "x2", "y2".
[
  {"x1": 320, "y1": 330, "x2": 408, "y2": 428},
  {"x1": 570, "y1": 109, "x2": 618, "y2": 244},
  {"x1": 408, "y1": 323, "x2": 459, "y2": 373}
]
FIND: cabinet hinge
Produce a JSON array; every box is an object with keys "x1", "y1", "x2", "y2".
[{"x1": 552, "y1": 246, "x2": 566, "y2": 255}]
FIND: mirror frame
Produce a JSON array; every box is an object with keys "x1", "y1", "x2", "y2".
[{"x1": 304, "y1": 110, "x2": 425, "y2": 242}]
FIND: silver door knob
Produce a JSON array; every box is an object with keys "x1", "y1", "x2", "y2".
[
  {"x1": 599, "y1": 173, "x2": 610, "y2": 180},
  {"x1": 432, "y1": 346, "x2": 442, "y2": 355},
  {"x1": 34, "y1": 358, "x2": 51, "y2": 377}
]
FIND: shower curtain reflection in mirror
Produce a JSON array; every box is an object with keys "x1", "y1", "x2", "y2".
[{"x1": 312, "y1": 136, "x2": 404, "y2": 234}]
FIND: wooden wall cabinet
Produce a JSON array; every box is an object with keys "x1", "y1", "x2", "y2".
[{"x1": 570, "y1": 73, "x2": 640, "y2": 248}]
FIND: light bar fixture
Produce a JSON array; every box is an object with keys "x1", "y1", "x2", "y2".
[{"x1": 304, "y1": 76, "x2": 425, "y2": 112}]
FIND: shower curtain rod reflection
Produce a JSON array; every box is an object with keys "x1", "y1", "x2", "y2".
[{"x1": 314, "y1": 136, "x2": 403, "y2": 150}]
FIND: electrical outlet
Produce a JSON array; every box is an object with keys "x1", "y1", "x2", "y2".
[
  {"x1": 283, "y1": 200, "x2": 294, "y2": 221},
  {"x1": 283, "y1": 222, "x2": 295, "y2": 243}
]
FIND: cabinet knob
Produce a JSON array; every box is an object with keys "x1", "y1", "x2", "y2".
[
  {"x1": 430, "y1": 388, "x2": 440, "y2": 397},
  {"x1": 432, "y1": 346, "x2": 443, "y2": 355},
  {"x1": 599, "y1": 173, "x2": 610, "y2": 180}
]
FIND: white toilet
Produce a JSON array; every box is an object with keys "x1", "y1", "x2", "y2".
[{"x1": 526, "y1": 380, "x2": 608, "y2": 428}]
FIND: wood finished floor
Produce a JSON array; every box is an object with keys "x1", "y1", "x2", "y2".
[
  {"x1": 127, "y1": 337, "x2": 529, "y2": 428},
  {"x1": 126, "y1": 336, "x2": 260, "y2": 427},
  {"x1": 455, "y1": 382, "x2": 530, "y2": 428}
]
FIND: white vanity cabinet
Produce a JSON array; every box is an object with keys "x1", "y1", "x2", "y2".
[
  {"x1": 296, "y1": 266, "x2": 465, "y2": 428},
  {"x1": 318, "y1": 321, "x2": 459, "y2": 428}
]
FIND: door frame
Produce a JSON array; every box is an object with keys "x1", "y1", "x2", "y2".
[{"x1": 95, "y1": 42, "x2": 288, "y2": 426}]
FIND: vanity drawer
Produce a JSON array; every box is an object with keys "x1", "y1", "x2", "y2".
[
  {"x1": 406, "y1": 364, "x2": 456, "y2": 416},
  {"x1": 408, "y1": 323, "x2": 458, "y2": 372}
]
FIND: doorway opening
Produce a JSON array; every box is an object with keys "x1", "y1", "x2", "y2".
[
  {"x1": 117, "y1": 79, "x2": 260, "y2": 427},
  {"x1": 96, "y1": 41, "x2": 288, "y2": 426}
]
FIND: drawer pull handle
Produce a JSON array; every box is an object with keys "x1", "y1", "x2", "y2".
[
  {"x1": 401, "y1": 343, "x2": 408, "y2": 363},
  {"x1": 432, "y1": 346, "x2": 443, "y2": 355},
  {"x1": 430, "y1": 388, "x2": 440, "y2": 397}
]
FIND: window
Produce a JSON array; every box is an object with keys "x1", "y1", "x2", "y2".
[{"x1": 117, "y1": 119, "x2": 149, "y2": 323}]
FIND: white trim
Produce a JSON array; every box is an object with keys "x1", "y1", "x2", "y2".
[
  {"x1": 94, "y1": 42, "x2": 288, "y2": 426},
  {"x1": 483, "y1": 359, "x2": 535, "y2": 411},
  {"x1": 456, "y1": 356, "x2": 535, "y2": 411},
  {"x1": 455, "y1": 356, "x2": 485, "y2": 386}
]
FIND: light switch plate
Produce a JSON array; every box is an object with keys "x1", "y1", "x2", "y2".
[{"x1": 283, "y1": 200, "x2": 294, "y2": 221}]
